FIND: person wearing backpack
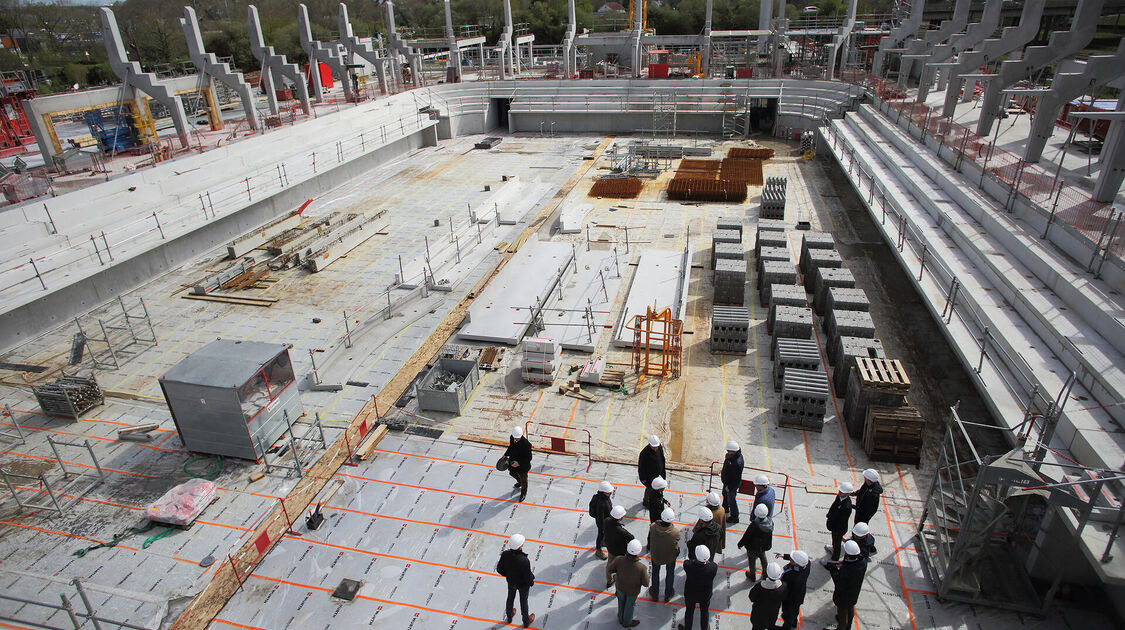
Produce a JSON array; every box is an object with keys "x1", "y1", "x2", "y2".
[{"x1": 589, "y1": 481, "x2": 615, "y2": 559}]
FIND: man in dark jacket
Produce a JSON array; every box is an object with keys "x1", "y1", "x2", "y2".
[
  {"x1": 752, "y1": 474, "x2": 776, "y2": 517},
  {"x1": 825, "y1": 540, "x2": 868, "y2": 630},
  {"x1": 496, "y1": 534, "x2": 536, "y2": 628},
  {"x1": 824, "y1": 482, "x2": 854, "y2": 561},
  {"x1": 848, "y1": 522, "x2": 877, "y2": 559},
  {"x1": 720, "y1": 441, "x2": 744, "y2": 523},
  {"x1": 589, "y1": 481, "x2": 615, "y2": 559},
  {"x1": 776, "y1": 549, "x2": 809, "y2": 630},
  {"x1": 678, "y1": 545, "x2": 717, "y2": 630},
  {"x1": 853, "y1": 469, "x2": 883, "y2": 525},
  {"x1": 688, "y1": 507, "x2": 723, "y2": 560},
  {"x1": 604, "y1": 505, "x2": 634, "y2": 587},
  {"x1": 647, "y1": 476, "x2": 671, "y2": 523},
  {"x1": 638, "y1": 435, "x2": 667, "y2": 508},
  {"x1": 737, "y1": 503, "x2": 773, "y2": 579},
  {"x1": 503, "y1": 426, "x2": 533, "y2": 502},
  {"x1": 748, "y1": 562, "x2": 788, "y2": 630}
]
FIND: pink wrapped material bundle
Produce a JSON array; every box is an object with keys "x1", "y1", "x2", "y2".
[{"x1": 145, "y1": 478, "x2": 217, "y2": 526}]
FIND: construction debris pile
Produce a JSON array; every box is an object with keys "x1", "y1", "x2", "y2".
[{"x1": 32, "y1": 374, "x2": 103, "y2": 419}]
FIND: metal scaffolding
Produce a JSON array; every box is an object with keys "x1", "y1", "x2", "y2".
[{"x1": 73, "y1": 297, "x2": 157, "y2": 370}]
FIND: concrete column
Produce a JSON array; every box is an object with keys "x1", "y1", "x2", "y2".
[
  {"x1": 758, "y1": 0, "x2": 774, "y2": 57},
  {"x1": 444, "y1": 0, "x2": 462, "y2": 81},
  {"x1": 337, "y1": 3, "x2": 389, "y2": 95},
  {"x1": 702, "y1": 0, "x2": 713, "y2": 77},
  {"x1": 897, "y1": 0, "x2": 971, "y2": 88},
  {"x1": 917, "y1": 0, "x2": 1003, "y2": 102},
  {"x1": 872, "y1": 0, "x2": 926, "y2": 78},
  {"x1": 1092, "y1": 95, "x2": 1125, "y2": 203},
  {"x1": 632, "y1": 0, "x2": 645, "y2": 78},
  {"x1": 248, "y1": 4, "x2": 312, "y2": 116},
  {"x1": 181, "y1": 6, "x2": 259, "y2": 130},
  {"x1": 562, "y1": 0, "x2": 577, "y2": 77},
  {"x1": 299, "y1": 3, "x2": 354, "y2": 102}
]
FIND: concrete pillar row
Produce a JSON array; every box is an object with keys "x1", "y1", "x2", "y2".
[
  {"x1": 917, "y1": 0, "x2": 1004, "y2": 102},
  {"x1": 383, "y1": 0, "x2": 423, "y2": 88},
  {"x1": 872, "y1": 0, "x2": 926, "y2": 79},
  {"x1": 298, "y1": 3, "x2": 354, "y2": 102},
  {"x1": 181, "y1": 6, "x2": 259, "y2": 131},
  {"x1": 897, "y1": 0, "x2": 972, "y2": 88},
  {"x1": 247, "y1": 4, "x2": 311, "y2": 117}
]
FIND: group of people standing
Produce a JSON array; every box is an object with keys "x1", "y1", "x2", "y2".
[{"x1": 497, "y1": 429, "x2": 885, "y2": 629}]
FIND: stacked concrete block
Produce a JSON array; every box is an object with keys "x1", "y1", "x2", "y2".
[
  {"x1": 770, "y1": 306, "x2": 813, "y2": 358},
  {"x1": 712, "y1": 242, "x2": 745, "y2": 270},
  {"x1": 831, "y1": 336, "x2": 886, "y2": 396},
  {"x1": 711, "y1": 229, "x2": 742, "y2": 271},
  {"x1": 767, "y1": 284, "x2": 808, "y2": 334},
  {"x1": 760, "y1": 177, "x2": 787, "y2": 219},
  {"x1": 823, "y1": 287, "x2": 870, "y2": 319},
  {"x1": 758, "y1": 260, "x2": 798, "y2": 306},
  {"x1": 755, "y1": 246, "x2": 791, "y2": 288},
  {"x1": 811, "y1": 267, "x2": 857, "y2": 314},
  {"x1": 774, "y1": 338, "x2": 822, "y2": 391},
  {"x1": 716, "y1": 217, "x2": 743, "y2": 237},
  {"x1": 778, "y1": 368, "x2": 831, "y2": 432},
  {"x1": 715, "y1": 258, "x2": 747, "y2": 305},
  {"x1": 825, "y1": 310, "x2": 876, "y2": 354},
  {"x1": 755, "y1": 229, "x2": 788, "y2": 259},
  {"x1": 710, "y1": 305, "x2": 750, "y2": 354},
  {"x1": 522, "y1": 337, "x2": 560, "y2": 384},
  {"x1": 799, "y1": 231, "x2": 835, "y2": 261},
  {"x1": 801, "y1": 249, "x2": 843, "y2": 289}
]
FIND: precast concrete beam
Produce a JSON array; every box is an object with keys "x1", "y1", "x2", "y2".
[
  {"x1": 181, "y1": 6, "x2": 259, "y2": 131},
  {"x1": 100, "y1": 8, "x2": 191, "y2": 148},
  {"x1": 978, "y1": 0, "x2": 1104, "y2": 136},
  {"x1": 918, "y1": 0, "x2": 1003, "y2": 102},
  {"x1": 337, "y1": 3, "x2": 390, "y2": 94},
  {"x1": 940, "y1": 0, "x2": 1045, "y2": 119},
  {"x1": 299, "y1": 3, "x2": 354, "y2": 102},
  {"x1": 897, "y1": 0, "x2": 971, "y2": 88},
  {"x1": 248, "y1": 4, "x2": 311, "y2": 116},
  {"x1": 872, "y1": 0, "x2": 926, "y2": 78}
]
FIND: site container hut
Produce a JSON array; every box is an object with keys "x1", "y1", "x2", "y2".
[{"x1": 158, "y1": 340, "x2": 302, "y2": 461}]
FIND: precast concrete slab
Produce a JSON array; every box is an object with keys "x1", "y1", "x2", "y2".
[
  {"x1": 612, "y1": 246, "x2": 691, "y2": 348},
  {"x1": 539, "y1": 248, "x2": 626, "y2": 352}
]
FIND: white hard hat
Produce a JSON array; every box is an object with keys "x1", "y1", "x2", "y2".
[
  {"x1": 755, "y1": 474, "x2": 769, "y2": 486},
  {"x1": 610, "y1": 505, "x2": 626, "y2": 520},
  {"x1": 660, "y1": 507, "x2": 676, "y2": 522},
  {"x1": 863, "y1": 468, "x2": 880, "y2": 483},
  {"x1": 511, "y1": 426, "x2": 523, "y2": 439},
  {"x1": 790, "y1": 550, "x2": 809, "y2": 567},
  {"x1": 706, "y1": 491, "x2": 721, "y2": 506},
  {"x1": 753, "y1": 503, "x2": 769, "y2": 518},
  {"x1": 694, "y1": 545, "x2": 710, "y2": 562},
  {"x1": 726, "y1": 440, "x2": 739, "y2": 451},
  {"x1": 652, "y1": 476, "x2": 668, "y2": 490},
  {"x1": 508, "y1": 534, "x2": 525, "y2": 549},
  {"x1": 648, "y1": 435, "x2": 661, "y2": 447},
  {"x1": 765, "y1": 562, "x2": 783, "y2": 580},
  {"x1": 843, "y1": 540, "x2": 861, "y2": 556},
  {"x1": 627, "y1": 539, "x2": 642, "y2": 555},
  {"x1": 698, "y1": 507, "x2": 713, "y2": 522},
  {"x1": 599, "y1": 481, "x2": 614, "y2": 494},
  {"x1": 839, "y1": 482, "x2": 855, "y2": 494},
  {"x1": 852, "y1": 522, "x2": 870, "y2": 537}
]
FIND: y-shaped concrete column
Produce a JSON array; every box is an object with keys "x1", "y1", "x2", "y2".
[
  {"x1": 443, "y1": 0, "x2": 462, "y2": 82},
  {"x1": 248, "y1": 5, "x2": 311, "y2": 116},
  {"x1": 337, "y1": 3, "x2": 390, "y2": 95},
  {"x1": 100, "y1": 8, "x2": 190, "y2": 148},
  {"x1": 977, "y1": 0, "x2": 1103, "y2": 136},
  {"x1": 561, "y1": 0, "x2": 577, "y2": 78},
  {"x1": 299, "y1": 3, "x2": 353, "y2": 102},
  {"x1": 940, "y1": 0, "x2": 1045, "y2": 119},
  {"x1": 872, "y1": 0, "x2": 926, "y2": 79},
  {"x1": 1025, "y1": 40, "x2": 1125, "y2": 164},
  {"x1": 827, "y1": 0, "x2": 857, "y2": 80},
  {"x1": 181, "y1": 6, "x2": 259, "y2": 131},
  {"x1": 917, "y1": 0, "x2": 1003, "y2": 101},
  {"x1": 383, "y1": 0, "x2": 423, "y2": 87},
  {"x1": 897, "y1": 0, "x2": 971, "y2": 88}
]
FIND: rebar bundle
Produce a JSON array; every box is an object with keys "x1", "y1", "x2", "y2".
[
  {"x1": 676, "y1": 159, "x2": 722, "y2": 177},
  {"x1": 667, "y1": 177, "x2": 747, "y2": 202},
  {"x1": 719, "y1": 158, "x2": 763, "y2": 186},
  {"x1": 589, "y1": 177, "x2": 644, "y2": 199},
  {"x1": 728, "y1": 146, "x2": 775, "y2": 159}
]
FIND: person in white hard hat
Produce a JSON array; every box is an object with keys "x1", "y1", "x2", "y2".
[
  {"x1": 825, "y1": 540, "x2": 868, "y2": 630},
  {"x1": 847, "y1": 522, "x2": 877, "y2": 558},
  {"x1": 495, "y1": 534, "x2": 536, "y2": 627},
  {"x1": 721, "y1": 441, "x2": 745, "y2": 523},
  {"x1": 752, "y1": 474, "x2": 775, "y2": 517},
  {"x1": 608, "y1": 538, "x2": 649, "y2": 627},
  {"x1": 604, "y1": 504, "x2": 635, "y2": 587},
  {"x1": 775, "y1": 549, "x2": 810, "y2": 629},
  {"x1": 737, "y1": 503, "x2": 774, "y2": 580},
  {"x1": 647, "y1": 475, "x2": 672, "y2": 522},
  {"x1": 853, "y1": 468, "x2": 883, "y2": 526},
  {"x1": 502, "y1": 426, "x2": 532, "y2": 502},
  {"x1": 638, "y1": 434, "x2": 667, "y2": 509},
  {"x1": 705, "y1": 491, "x2": 727, "y2": 551},
  {"x1": 748, "y1": 561, "x2": 788, "y2": 630},
  {"x1": 589, "y1": 481, "x2": 615, "y2": 559},
  {"x1": 648, "y1": 507, "x2": 681, "y2": 602},
  {"x1": 824, "y1": 482, "x2": 854, "y2": 562},
  {"x1": 688, "y1": 506, "x2": 722, "y2": 560},
  {"x1": 679, "y1": 545, "x2": 718, "y2": 630}
]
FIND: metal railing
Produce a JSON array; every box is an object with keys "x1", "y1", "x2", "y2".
[{"x1": 0, "y1": 578, "x2": 155, "y2": 630}]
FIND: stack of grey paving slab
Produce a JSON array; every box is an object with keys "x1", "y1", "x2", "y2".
[
  {"x1": 712, "y1": 241, "x2": 745, "y2": 270},
  {"x1": 755, "y1": 228, "x2": 788, "y2": 259},
  {"x1": 760, "y1": 177, "x2": 787, "y2": 219},
  {"x1": 755, "y1": 246, "x2": 791, "y2": 288},
  {"x1": 715, "y1": 258, "x2": 747, "y2": 305},
  {"x1": 716, "y1": 217, "x2": 743, "y2": 237},
  {"x1": 774, "y1": 338, "x2": 821, "y2": 391},
  {"x1": 770, "y1": 305, "x2": 813, "y2": 358},
  {"x1": 778, "y1": 368, "x2": 831, "y2": 431},
  {"x1": 767, "y1": 285, "x2": 807, "y2": 334},
  {"x1": 825, "y1": 309, "x2": 876, "y2": 353},
  {"x1": 711, "y1": 306, "x2": 750, "y2": 354},
  {"x1": 759, "y1": 260, "x2": 798, "y2": 306},
  {"x1": 801, "y1": 249, "x2": 843, "y2": 290},
  {"x1": 711, "y1": 229, "x2": 742, "y2": 268},
  {"x1": 811, "y1": 267, "x2": 857, "y2": 314},
  {"x1": 831, "y1": 337, "x2": 885, "y2": 396}
]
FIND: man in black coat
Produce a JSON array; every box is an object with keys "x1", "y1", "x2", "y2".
[
  {"x1": 496, "y1": 534, "x2": 536, "y2": 628},
  {"x1": 678, "y1": 545, "x2": 718, "y2": 630},
  {"x1": 720, "y1": 441, "x2": 745, "y2": 523},
  {"x1": 853, "y1": 469, "x2": 883, "y2": 525},
  {"x1": 638, "y1": 435, "x2": 667, "y2": 508},
  {"x1": 824, "y1": 482, "x2": 854, "y2": 561},
  {"x1": 748, "y1": 562, "x2": 788, "y2": 630},
  {"x1": 775, "y1": 549, "x2": 810, "y2": 630},
  {"x1": 737, "y1": 503, "x2": 773, "y2": 580},
  {"x1": 504, "y1": 426, "x2": 533, "y2": 502},
  {"x1": 825, "y1": 540, "x2": 868, "y2": 630},
  {"x1": 589, "y1": 481, "x2": 615, "y2": 559},
  {"x1": 603, "y1": 505, "x2": 634, "y2": 587},
  {"x1": 849, "y1": 522, "x2": 877, "y2": 559}
]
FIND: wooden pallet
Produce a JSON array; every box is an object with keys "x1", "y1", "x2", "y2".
[
  {"x1": 854, "y1": 358, "x2": 910, "y2": 393},
  {"x1": 863, "y1": 404, "x2": 923, "y2": 466}
]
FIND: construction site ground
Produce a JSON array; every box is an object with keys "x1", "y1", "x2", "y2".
[{"x1": 0, "y1": 134, "x2": 1114, "y2": 630}]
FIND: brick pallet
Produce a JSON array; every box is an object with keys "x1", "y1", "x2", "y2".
[
  {"x1": 770, "y1": 306, "x2": 813, "y2": 358},
  {"x1": 774, "y1": 338, "x2": 821, "y2": 391},
  {"x1": 863, "y1": 404, "x2": 924, "y2": 465},
  {"x1": 800, "y1": 249, "x2": 843, "y2": 289},
  {"x1": 758, "y1": 260, "x2": 797, "y2": 306},
  {"x1": 825, "y1": 309, "x2": 876, "y2": 351},
  {"x1": 842, "y1": 358, "x2": 910, "y2": 438},
  {"x1": 712, "y1": 241, "x2": 745, "y2": 270},
  {"x1": 715, "y1": 258, "x2": 747, "y2": 306},
  {"x1": 778, "y1": 368, "x2": 831, "y2": 432},
  {"x1": 831, "y1": 336, "x2": 885, "y2": 396},
  {"x1": 767, "y1": 285, "x2": 808, "y2": 334},
  {"x1": 755, "y1": 246, "x2": 791, "y2": 287},
  {"x1": 711, "y1": 305, "x2": 750, "y2": 354},
  {"x1": 799, "y1": 231, "x2": 835, "y2": 261},
  {"x1": 760, "y1": 187, "x2": 786, "y2": 220},
  {"x1": 823, "y1": 287, "x2": 870, "y2": 319},
  {"x1": 716, "y1": 217, "x2": 743, "y2": 237},
  {"x1": 811, "y1": 267, "x2": 857, "y2": 314},
  {"x1": 754, "y1": 230, "x2": 788, "y2": 259}
]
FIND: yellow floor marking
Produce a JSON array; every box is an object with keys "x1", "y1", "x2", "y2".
[{"x1": 600, "y1": 391, "x2": 615, "y2": 456}]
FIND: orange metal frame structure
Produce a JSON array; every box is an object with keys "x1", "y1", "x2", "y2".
[{"x1": 627, "y1": 305, "x2": 683, "y2": 388}]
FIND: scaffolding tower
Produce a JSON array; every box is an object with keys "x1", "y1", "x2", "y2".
[
  {"x1": 73, "y1": 297, "x2": 158, "y2": 370},
  {"x1": 652, "y1": 91, "x2": 677, "y2": 137}
]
